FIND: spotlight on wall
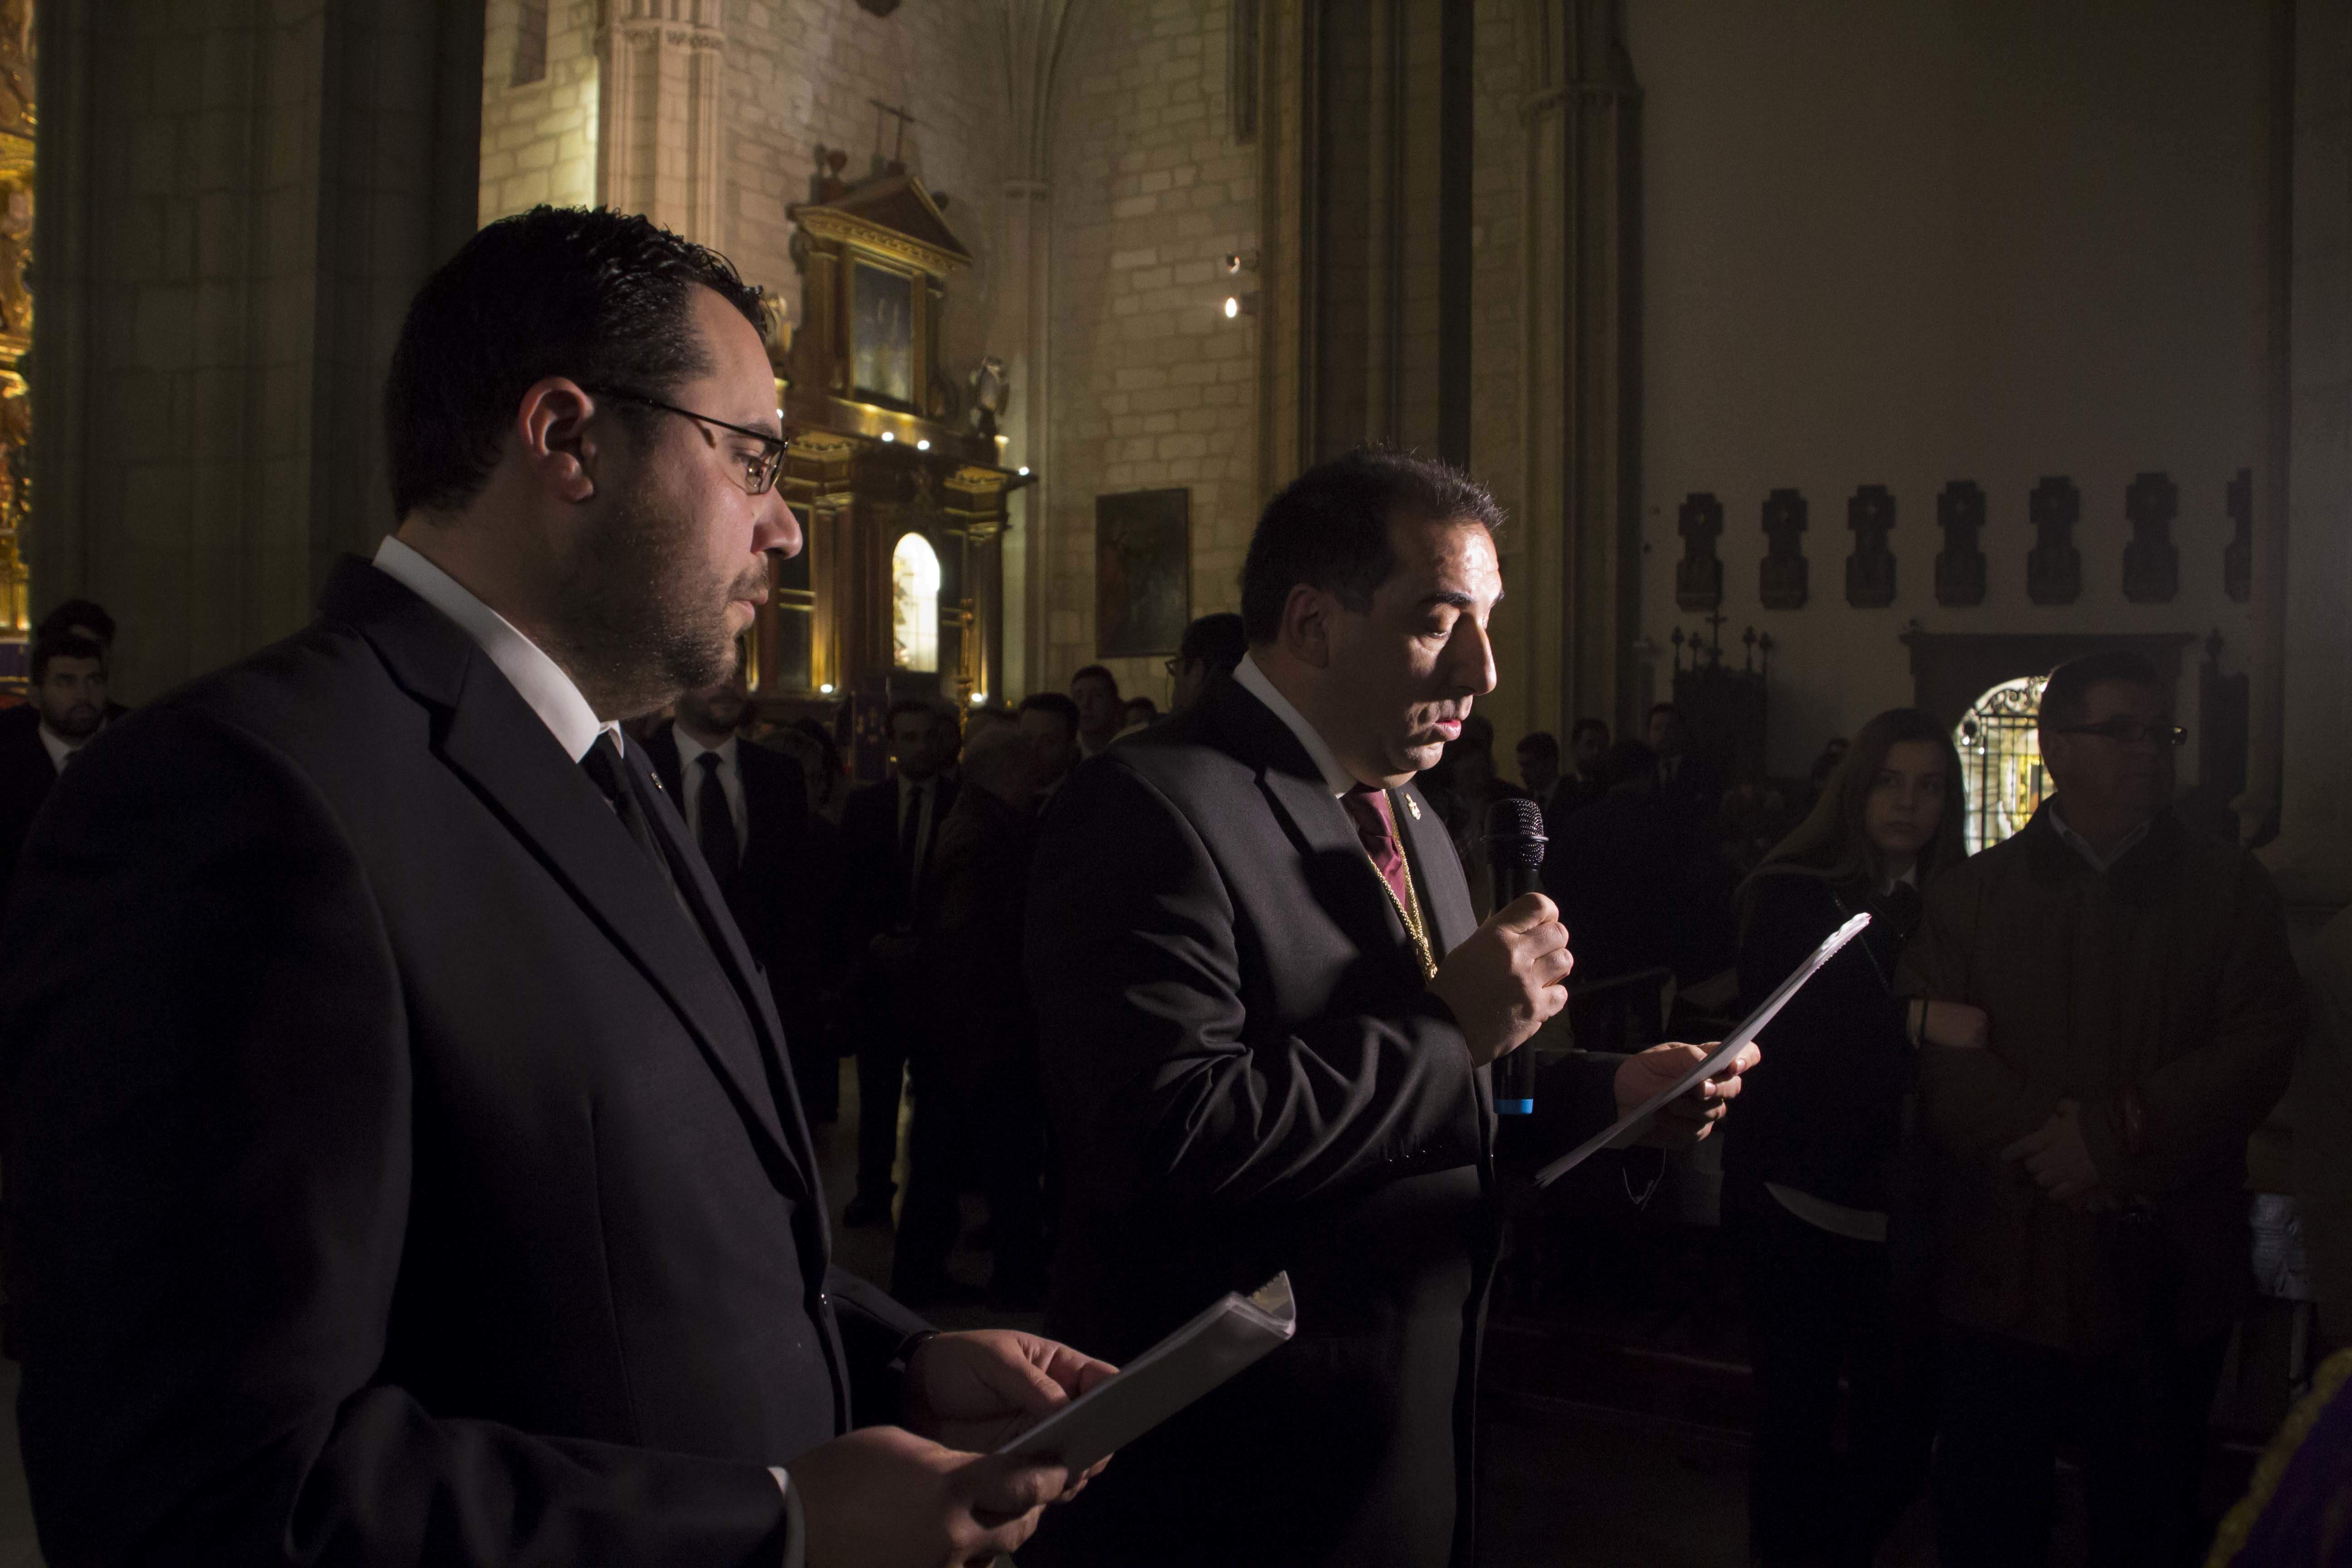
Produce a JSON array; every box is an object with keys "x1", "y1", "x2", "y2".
[
  {"x1": 820, "y1": 682, "x2": 836, "y2": 695},
  {"x1": 1222, "y1": 250, "x2": 1261, "y2": 275},
  {"x1": 970, "y1": 691, "x2": 986, "y2": 706},
  {"x1": 1018, "y1": 465, "x2": 1031, "y2": 475},
  {"x1": 916, "y1": 438, "x2": 931, "y2": 451},
  {"x1": 1223, "y1": 294, "x2": 1259, "y2": 320},
  {"x1": 880, "y1": 430, "x2": 895, "y2": 443}
]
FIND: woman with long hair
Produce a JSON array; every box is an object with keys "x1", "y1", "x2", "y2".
[{"x1": 1725, "y1": 707, "x2": 1983, "y2": 1567}]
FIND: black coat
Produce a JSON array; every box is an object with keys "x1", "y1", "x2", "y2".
[
  {"x1": 0, "y1": 558, "x2": 926, "y2": 1568},
  {"x1": 840, "y1": 770, "x2": 960, "y2": 943},
  {"x1": 1021, "y1": 676, "x2": 1619, "y2": 1568},
  {"x1": 0, "y1": 706, "x2": 57, "y2": 913},
  {"x1": 1721, "y1": 872, "x2": 1920, "y2": 1213}
]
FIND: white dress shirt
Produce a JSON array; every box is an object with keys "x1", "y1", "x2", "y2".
[
  {"x1": 38, "y1": 723, "x2": 91, "y2": 775},
  {"x1": 1234, "y1": 652, "x2": 1356, "y2": 798},
  {"x1": 673, "y1": 729, "x2": 748, "y2": 855},
  {"x1": 371, "y1": 536, "x2": 620, "y2": 763},
  {"x1": 372, "y1": 537, "x2": 800, "y2": 1534}
]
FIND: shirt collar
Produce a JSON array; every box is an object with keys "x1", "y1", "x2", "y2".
[
  {"x1": 37, "y1": 722, "x2": 89, "y2": 774},
  {"x1": 1235, "y1": 652, "x2": 1357, "y2": 798},
  {"x1": 372, "y1": 535, "x2": 619, "y2": 764},
  {"x1": 2048, "y1": 803, "x2": 2154, "y2": 875},
  {"x1": 673, "y1": 727, "x2": 738, "y2": 772},
  {"x1": 1877, "y1": 862, "x2": 1921, "y2": 897}
]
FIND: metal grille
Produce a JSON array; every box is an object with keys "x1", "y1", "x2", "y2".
[{"x1": 1955, "y1": 676, "x2": 2048, "y2": 855}]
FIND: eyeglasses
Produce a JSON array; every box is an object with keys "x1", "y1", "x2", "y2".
[
  {"x1": 1163, "y1": 656, "x2": 1187, "y2": 678},
  {"x1": 582, "y1": 386, "x2": 788, "y2": 495},
  {"x1": 2055, "y1": 718, "x2": 2189, "y2": 748}
]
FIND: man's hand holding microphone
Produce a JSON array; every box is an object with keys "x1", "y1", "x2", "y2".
[{"x1": 1429, "y1": 890, "x2": 1759, "y2": 1146}]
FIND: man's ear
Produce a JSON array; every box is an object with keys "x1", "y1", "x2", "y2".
[
  {"x1": 514, "y1": 377, "x2": 602, "y2": 504},
  {"x1": 1280, "y1": 584, "x2": 1333, "y2": 671}
]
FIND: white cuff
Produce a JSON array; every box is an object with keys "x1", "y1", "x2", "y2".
[{"x1": 769, "y1": 1466, "x2": 804, "y2": 1568}]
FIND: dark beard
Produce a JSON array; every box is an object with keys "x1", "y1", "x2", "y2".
[
  {"x1": 544, "y1": 483, "x2": 756, "y2": 720},
  {"x1": 43, "y1": 702, "x2": 103, "y2": 740}
]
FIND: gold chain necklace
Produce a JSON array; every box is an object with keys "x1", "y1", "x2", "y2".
[{"x1": 1361, "y1": 794, "x2": 1438, "y2": 980}]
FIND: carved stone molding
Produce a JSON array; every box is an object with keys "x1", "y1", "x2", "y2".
[
  {"x1": 1845, "y1": 484, "x2": 1896, "y2": 608},
  {"x1": 1758, "y1": 488, "x2": 1808, "y2": 610},
  {"x1": 1935, "y1": 480, "x2": 1988, "y2": 608},
  {"x1": 2027, "y1": 476, "x2": 2082, "y2": 606},
  {"x1": 2122, "y1": 470, "x2": 2180, "y2": 604},
  {"x1": 1675, "y1": 492, "x2": 1725, "y2": 612}
]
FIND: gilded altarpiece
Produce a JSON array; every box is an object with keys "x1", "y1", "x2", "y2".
[
  {"x1": 0, "y1": 0, "x2": 31, "y2": 685},
  {"x1": 759, "y1": 167, "x2": 1024, "y2": 774}
]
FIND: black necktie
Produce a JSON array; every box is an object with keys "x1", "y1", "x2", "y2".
[
  {"x1": 899, "y1": 780, "x2": 925, "y2": 898},
  {"x1": 696, "y1": 752, "x2": 737, "y2": 884},
  {"x1": 1880, "y1": 880, "x2": 1924, "y2": 944},
  {"x1": 581, "y1": 732, "x2": 666, "y2": 877}
]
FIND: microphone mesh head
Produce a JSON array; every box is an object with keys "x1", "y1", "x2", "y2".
[{"x1": 1484, "y1": 795, "x2": 1547, "y2": 869}]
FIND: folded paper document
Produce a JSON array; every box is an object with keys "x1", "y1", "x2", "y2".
[
  {"x1": 1534, "y1": 911, "x2": 1873, "y2": 1188},
  {"x1": 997, "y1": 1272, "x2": 1298, "y2": 1474}
]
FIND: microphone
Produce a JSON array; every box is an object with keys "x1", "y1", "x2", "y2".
[{"x1": 1485, "y1": 795, "x2": 1548, "y2": 1116}]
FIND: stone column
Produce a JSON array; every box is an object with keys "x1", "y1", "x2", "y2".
[
  {"x1": 596, "y1": 0, "x2": 724, "y2": 242},
  {"x1": 34, "y1": 0, "x2": 483, "y2": 699}
]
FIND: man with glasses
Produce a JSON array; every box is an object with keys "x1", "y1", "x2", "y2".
[
  {"x1": 0, "y1": 207, "x2": 1109, "y2": 1568},
  {"x1": 1898, "y1": 648, "x2": 2303, "y2": 1567}
]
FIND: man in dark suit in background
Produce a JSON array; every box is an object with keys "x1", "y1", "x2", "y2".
[
  {"x1": 1017, "y1": 691, "x2": 1081, "y2": 811},
  {"x1": 1023, "y1": 449, "x2": 1761, "y2": 1568},
  {"x1": 0, "y1": 632, "x2": 110, "y2": 911},
  {"x1": 1167, "y1": 611, "x2": 1249, "y2": 715},
  {"x1": 0, "y1": 207, "x2": 1107, "y2": 1568},
  {"x1": 838, "y1": 698, "x2": 960, "y2": 1226},
  {"x1": 647, "y1": 674, "x2": 846, "y2": 1123}
]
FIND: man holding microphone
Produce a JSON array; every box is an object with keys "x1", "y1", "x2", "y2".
[{"x1": 1023, "y1": 449, "x2": 1759, "y2": 1568}]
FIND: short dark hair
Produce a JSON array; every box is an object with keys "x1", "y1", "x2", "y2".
[
  {"x1": 1125, "y1": 696, "x2": 1160, "y2": 721},
  {"x1": 1516, "y1": 731, "x2": 1560, "y2": 763},
  {"x1": 1240, "y1": 448, "x2": 1506, "y2": 643},
  {"x1": 1571, "y1": 717, "x2": 1610, "y2": 745},
  {"x1": 1018, "y1": 691, "x2": 1080, "y2": 736},
  {"x1": 884, "y1": 697, "x2": 936, "y2": 730},
  {"x1": 1071, "y1": 664, "x2": 1119, "y2": 698},
  {"x1": 1646, "y1": 702, "x2": 1679, "y2": 722},
  {"x1": 36, "y1": 598, "x2": 116, "y2": 647},
  {"x1": 1178, "y1": 611, "x2": 1249, "y2": 673},
  {"x1": 2039, "y1": 650, "x2": 2165, "y2": 733},
  {"x1": 31, "y1": 632, "x2": 106, "y2": 685},
  {"x1": 384, "y1": 206, "x2": 765, "y2": 519}
]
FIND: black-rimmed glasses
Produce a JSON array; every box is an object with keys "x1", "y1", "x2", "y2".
[
  {"x1": 2055, "y1": 718, "x2": 2189, "y2": 748},
  {"x1": 583, "y1": 386, "x2": 788, "y2": 496}
]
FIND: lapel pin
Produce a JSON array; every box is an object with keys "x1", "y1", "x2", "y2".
[{"x1": 1406, "y1": 794, "x2": 1421, "y2": 820}]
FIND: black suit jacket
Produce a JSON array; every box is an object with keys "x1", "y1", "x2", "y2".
[
  {"x1": 1021, "y1": 677, "x2": 1618, "y2": 1568},
  {"x1": 0, "y1": 709, "x2": 57, "y2": 912},
  {"x1": 839, "y1": 770, "x2": 959, "y2": 942},
  {"x1": 0, "y1": 559, "x2": 926, "y2": 1567}
]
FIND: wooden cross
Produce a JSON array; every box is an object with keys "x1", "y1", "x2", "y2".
[{"x1": 869, "y1": 99, "x2": 918, "y2": 165}]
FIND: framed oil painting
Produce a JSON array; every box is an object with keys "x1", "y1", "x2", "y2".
[
  {"x1": 850, "y1": 260, "x2": 914, "y2": 407},
  {"x1": 1095, "y1": 488, "x2": 1191, "y2": 658}
]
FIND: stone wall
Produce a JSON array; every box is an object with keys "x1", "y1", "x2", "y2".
[
  {"x1": 477, "y1": 0, "x2": 598, "y2": 220},
  {"x1": 1044, "y1": 0, "x2": 1259, "y2": 706}
]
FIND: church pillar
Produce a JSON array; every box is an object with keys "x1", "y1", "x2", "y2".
[
  {"x1": 595, "y1": 0, "x2": 724, "y2": 244},
  {"x1": 1509, "y1": 0, "x2": 1642, "y2": 747},
  {"x1": 35, "y1": 0, "x2": 483, "y2": 700},
  {"x1": 2254, "y1": 0, "x2": 2352, "y2": 905}
]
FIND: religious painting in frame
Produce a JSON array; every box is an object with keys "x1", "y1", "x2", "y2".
[
  {"x1": 850, "y1": 260, "x2": 915, "y2": 407},
  {"x1": 1095, "y1": 488, "x2": 1191, "y2": 658}
]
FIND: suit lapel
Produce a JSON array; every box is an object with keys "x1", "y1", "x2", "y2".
[
  {"x1": 1394, "y1": 781, "x2": 1478, "y2": 957},
  {"x1": 324, "y1": 559, "x2": 811, "y2": 1201}
]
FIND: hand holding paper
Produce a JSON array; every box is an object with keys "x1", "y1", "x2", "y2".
[{"x1": 1609, "y1": 1039, "x2": 1762, "y2": 1149}]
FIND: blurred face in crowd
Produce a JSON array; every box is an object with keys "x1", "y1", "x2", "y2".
[
  {"x1": 539, "y1": 287, "x2": 798, "y2": 718},
  {"x1": 891, "y1": 709, "x2": 949, "y2": 782},
  {"x1": 1020, "y1": 708, "x2": 1079, "y2": 789},
  {"x1": 1862, "y1": 738, "x2": 1949, "y2": 873},
  {"x1": 34, "y1": 656, "x2": 108, "y2": 741},
  {"x1": 1072, "y1": 674, "x2": 1122, "y2": 744},
  {"x1": 2041, "y1": 679, "x2": 2176, "y2": 831},
  {"x1": 1572, "y1": 725, "x2": 1608, "y2": 775},
  {"x1": 1170, "y1": 657, "x2": 1210, "y2": 713},
  {"x1": 1646, "y1": 707, "x2": 1686, "y2": 756},
  {"x1": 1306, "y1": 515, "x2": 1501, "y2": 787},
  {"x1": 673, "y1": 673, "x2": 750, "y2": 740},
  {"x1": 1517, "y1": 744, "x2": 1559, "y2": 797}
]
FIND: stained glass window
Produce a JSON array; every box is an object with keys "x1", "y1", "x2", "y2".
[
  {"x1": 891, "y1": 532, "x2": 940, "y2": 673},
  {"x1": 1955, "y1": 675, "x2": 2048, "y2": 854}
]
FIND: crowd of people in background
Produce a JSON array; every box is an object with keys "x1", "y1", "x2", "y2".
[{"x1": 0, "y1": 590, "x2": 2332, "y2": 1565}]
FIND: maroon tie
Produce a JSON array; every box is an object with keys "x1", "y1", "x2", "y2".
[{"x1": 1342, "y1": 786, "x2": 1411, "y2": 911}]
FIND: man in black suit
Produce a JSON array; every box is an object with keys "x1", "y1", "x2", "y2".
[
  {"x1": 0, "y1": 207, "x2": 1107, "y2": 1568},
  {"x1": 838, "y1": 698, "x2": 960, "y2": 1226},
  {"x1": 0, "y1": 598, "x2": 129, "y2": 750},
  {"x1": 647, "y1": 675, "x2": 846, "y2": 1124},
  {"x1": 1016, "y1": 691, "x2": 1081, "y2": 811},
  {"x1": 1023, "y1": 449, "x2": 1761, "y2": 1568},
  {"x1": 0, "y1": 632, "x2": 110, "y2": 911}
]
